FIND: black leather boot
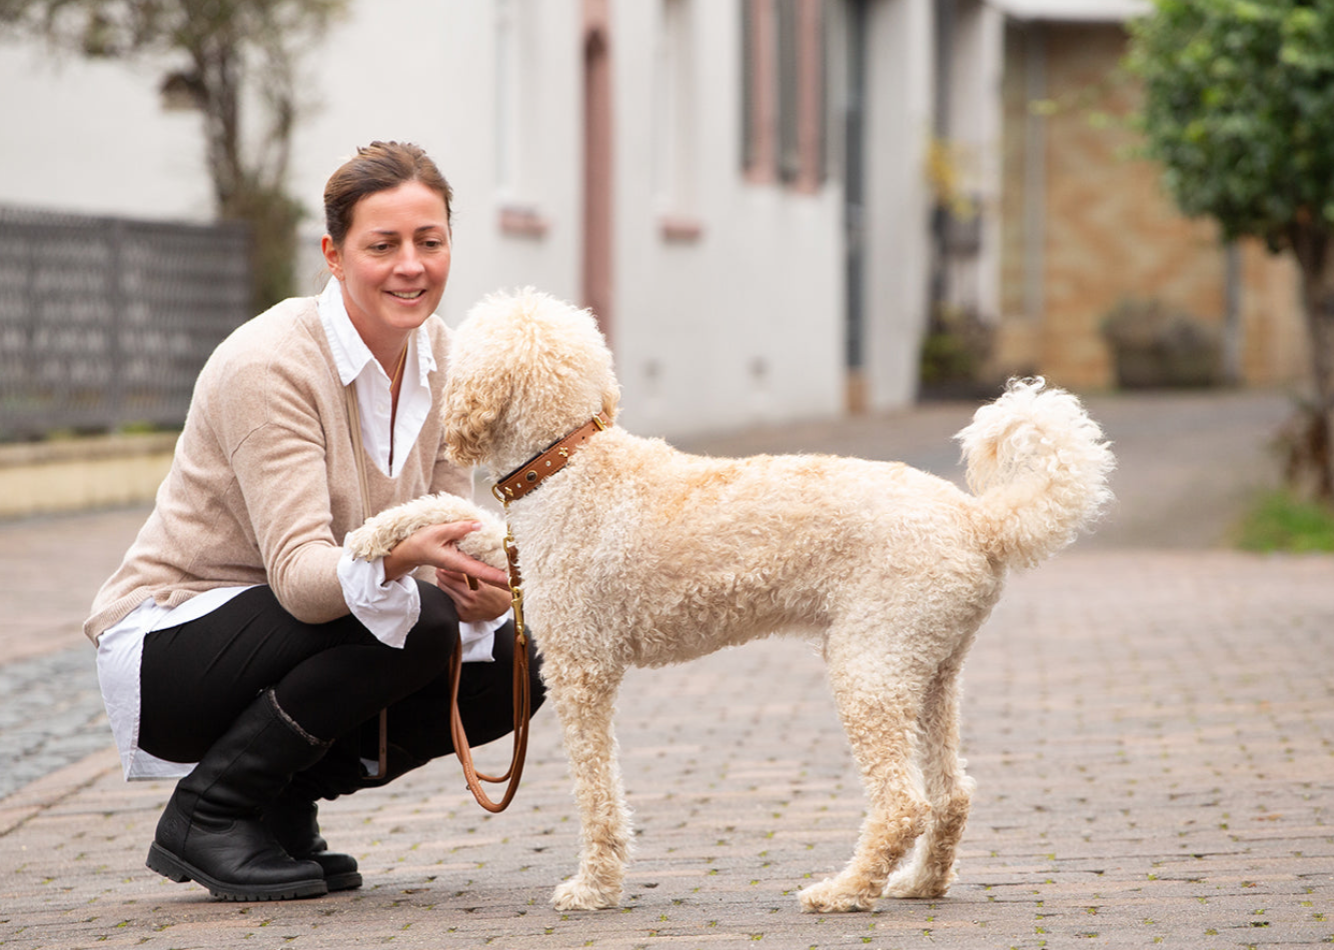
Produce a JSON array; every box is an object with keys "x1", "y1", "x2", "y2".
[
  {"x1": 264, "y1": 793, "x2": 362, "y2": 891},
  {"x1": 146, "y1": 689, "x2": 330, "y2": 901}
]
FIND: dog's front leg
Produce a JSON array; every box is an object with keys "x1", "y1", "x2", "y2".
[{"x1": 546, "y1": 663, "x2": 632, "y2": 911}]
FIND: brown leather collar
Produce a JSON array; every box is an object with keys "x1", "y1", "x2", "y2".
[{"x1": 492, "y1": 413, "x2": 611, "y2": 504}]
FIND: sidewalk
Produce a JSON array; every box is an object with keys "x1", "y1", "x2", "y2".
[{"x1": 2, "y1": 389, "x2": 1331, "y2": 949}]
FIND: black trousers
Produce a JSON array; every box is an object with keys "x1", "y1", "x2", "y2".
[{"x1": 139, "y1": 582, "x2": 544, "y2": 798}]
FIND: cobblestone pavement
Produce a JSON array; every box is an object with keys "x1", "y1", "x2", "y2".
[
  {"x1": 2, "y1": 389, "x2": 1331, "y2": 949},
  {"x1": 0, "y1": 507, "x2": 149, "y2": 801},
  {"x1": 0, "y1": 648, "x2": 108, "y2": 801}
]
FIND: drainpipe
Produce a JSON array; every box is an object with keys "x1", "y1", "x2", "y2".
[
  {"x1": 1023, "y1": 21, "x2": 1046, "y2": 325},
  {"x1": 1223, "y1": 241, "x2": 1242, "y2": 385}
]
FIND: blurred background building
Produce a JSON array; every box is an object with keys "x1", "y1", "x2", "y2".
[{"x1": 0, "y1": 0, "x2": 1312, "y2": 444}]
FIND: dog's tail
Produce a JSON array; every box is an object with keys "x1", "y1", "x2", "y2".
[{"x1": 956, "y1": 377, "x2": 1114, "y2": 569}]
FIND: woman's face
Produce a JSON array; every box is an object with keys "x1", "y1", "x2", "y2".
[{"x1": 322, "y1": 180, "x2": 452, "y2": 348}]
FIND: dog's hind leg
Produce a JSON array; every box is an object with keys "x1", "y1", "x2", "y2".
[
  {"x1": 546, "y1": 662, "x2": 633, "y2": 911},
  {"x1": 798, "y1": 649, "x2": 931, "y2": 913},
  {"x1": 884, "y1": 645, "x2": 976, "y2": 899}
]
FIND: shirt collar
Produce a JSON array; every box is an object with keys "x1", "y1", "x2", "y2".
[{"x1": 317, "y1": 277, "x2": 436, "y2": 386}]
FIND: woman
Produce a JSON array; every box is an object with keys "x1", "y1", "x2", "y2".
[{"x1": 85, "y1": 141, "x2": 543, "y2": 901}]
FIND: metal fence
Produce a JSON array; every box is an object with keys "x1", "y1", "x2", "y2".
[{"x1": 0, "y1": 206, "x2": 250, "y2": 441}]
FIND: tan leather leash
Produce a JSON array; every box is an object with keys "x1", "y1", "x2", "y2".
[
  {"x1": 446, "y1": 414, "x2": 612, "y2": 812},
  {"x1": 344, "y1": 383, "x2": 392, "y2": 782},
  {"x1": 448, "y1": 520, "x2": 530, "y2": 813}
]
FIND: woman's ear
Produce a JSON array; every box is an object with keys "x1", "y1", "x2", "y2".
[{"x1": 321, "y1": 234, "x2": 343, "y2": 281}]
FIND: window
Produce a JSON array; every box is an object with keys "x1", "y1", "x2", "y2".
[
  {"x1": 655, "y1": 0, "x2": 693, "y2": 210},
  {"x1": 742, "y1": 0, "x2": 826, "y2": 191},
  {"x1": 496, "y1": 0, "x2": 521, "y2": 198},
  {"x1": 655, "y1": 0, "x2": 702, "y2": 239},
  {"x1": 495, "y1": 0, "x2": 548, "y2": 237}
]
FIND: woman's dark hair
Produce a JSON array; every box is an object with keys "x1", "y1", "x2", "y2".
[{"x1": 323, "y1": 141, "x2": 453, "y2": 247}]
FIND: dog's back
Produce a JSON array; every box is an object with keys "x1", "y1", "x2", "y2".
[{"x1": 514, "y1": 427, "x2": 1004, "y2": 665}]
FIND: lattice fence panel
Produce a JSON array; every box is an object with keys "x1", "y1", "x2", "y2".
[{"x1": 0, "y1": 207, "x2": 250, "y2": 440}]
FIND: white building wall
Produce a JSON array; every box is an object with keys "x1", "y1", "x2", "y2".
[
  {"x1": 941, "y1": 0, "x2": 1006, "y2": 324},
  {"x1": 0, "y1": 0, "x2": 918, "y2": 439},
  {"x1": 973, "y1": 4, "x2": 1006, "y2": 326},
  {"x1": 288, "y1": 0, "x2": 584, "y2": 329},
  {"x1": 610, "y1": 0, "x2": 845, "y2": 439},
  {"x1": 0, "y1": 39, "x2": 211, "y2": 221}
]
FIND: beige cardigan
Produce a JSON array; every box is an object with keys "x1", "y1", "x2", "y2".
[{"x1": 84, "y1": 296, "x2": 471, "y2": 643}]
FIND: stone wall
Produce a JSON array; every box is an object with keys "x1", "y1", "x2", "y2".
[
  {"x1": 996, "y1": 20, "x2": 1308, "y2": 391},
  {"x1": 0, "y1": 434, "x2": 174, "y2": 520}
]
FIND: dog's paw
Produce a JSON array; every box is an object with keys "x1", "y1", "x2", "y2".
[
  {"x1": 798, "y1": 877, "x2": 877, "y2": 914},
  {"x1": 551, "y1": 877, "x2": 621, "y2": 912},
  {"x1": 882, "y1": 863, "x2": 954, "y2": 900},
  {"x1": 344, "y1": 493, "x2": 507, "y2": 571},
  {"x1": 455, "y1": 513, "x2": 507, "y2": 572}
]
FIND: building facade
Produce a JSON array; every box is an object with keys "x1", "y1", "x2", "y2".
[
  {"x1": 0, "y1": 0, "x2": 1309, "y2": 443},
  {"x1": 1, "y1": 0, "x2": 948, "y2": 439},
  {"x1": 986, "y1": 0, "x2": 1308, "y2": 389}
]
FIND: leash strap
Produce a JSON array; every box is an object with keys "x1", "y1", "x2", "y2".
[
  {"x1": 448, "y1": 523, "x2": 530, "y2": 812},
  {"x1": 344, "y1": 384, "x2": 391, "y2": 782},
  {"x1": 345, "y1": 383, "x2": 530, "y2": 808}
]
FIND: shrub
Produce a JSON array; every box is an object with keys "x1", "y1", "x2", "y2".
[{"x1": 1101, "y1": 298, "x2": 1223, "y2": 389}]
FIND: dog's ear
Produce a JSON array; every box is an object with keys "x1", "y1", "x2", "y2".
[
  {"x1": 600, "y1": 378, "x2": 620, "y2": 424},
  {"x1": 441, "y1": 371, "x2": 510, "y2": 467}
]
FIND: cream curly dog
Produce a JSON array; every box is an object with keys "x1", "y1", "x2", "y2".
[{"x1": 346, "y1": 289, "x2": 1114, "y2": 913}]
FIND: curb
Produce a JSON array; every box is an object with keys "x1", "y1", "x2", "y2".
[
  {"x1": 0, "y1": 744, "x2": 120, "y2": 837},
  {"x1": 0, "y1": 433, "x2": 176, "y2": 519}
]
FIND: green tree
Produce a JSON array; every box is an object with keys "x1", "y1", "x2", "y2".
[
  {"x1": 0, "y1": 0, "x2": 347, "y2": 311},
  {"x1": 1127, "y1": 0, "x2": 1334, "y2": 502}
]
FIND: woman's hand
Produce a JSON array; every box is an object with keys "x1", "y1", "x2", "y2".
[
  {"x1": 436, "y1": 568, "x2": 512, "y2": 623},
  {"x1": 381, "y1": 521, "x2": 509, "y2": 588}
]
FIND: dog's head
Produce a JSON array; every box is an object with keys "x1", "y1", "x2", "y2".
[{"x1": 442, "y1": 289, "x2": 620, "y2": 474}]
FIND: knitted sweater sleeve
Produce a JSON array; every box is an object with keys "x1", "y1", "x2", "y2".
[{"x1": 216, "y1": 355, "x2": 350, "y2": 625}]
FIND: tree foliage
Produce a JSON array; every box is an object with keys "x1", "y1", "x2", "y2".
[
  {"x1": 1128, "y1": 0, "x2": 1334, "y2": 501},
  {"x1": 0, "y1": 0, "x2": 347, "y2": 310},
  {"x1": 1127, "y1": 0, "x2": 1334, "y2": 250}
]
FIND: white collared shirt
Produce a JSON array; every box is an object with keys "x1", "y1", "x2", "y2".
[{"x1": 317, "y1": 277, "x2": 435, "y2": 479}]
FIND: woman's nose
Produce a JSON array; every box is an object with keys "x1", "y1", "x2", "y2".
[{"x1": 396, "y1": 247, "x2": 425, "y2": 276}]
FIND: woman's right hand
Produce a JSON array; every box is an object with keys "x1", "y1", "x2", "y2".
[{"x1": 381, "y1": 521, "x2": 509, "y2": 588}]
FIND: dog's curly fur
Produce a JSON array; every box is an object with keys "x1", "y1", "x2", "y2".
[{"x1": 347, "y1": 289, "x2": 1115, "y2": 913}]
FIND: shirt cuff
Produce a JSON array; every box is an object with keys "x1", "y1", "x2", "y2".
[
  {"x1": 339, "y1": 549, "x2": 511, "y2": 662},
  {"x1": 458, "y1": 611, "x2": 511, "y2": 663},
  {"x1": 338, "y1": 549, "x2": 419, "y2": 648}
]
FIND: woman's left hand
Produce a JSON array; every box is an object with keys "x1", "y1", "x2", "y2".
[{"x1": 436, "y1": 568, "x2": 512, "y2": 623}]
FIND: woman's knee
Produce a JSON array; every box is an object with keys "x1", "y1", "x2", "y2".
[{"x1": 398, "y1": 583, "x2": 460, "y2": 672}]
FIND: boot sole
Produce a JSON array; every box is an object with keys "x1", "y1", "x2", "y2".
[
  {"x1": 326, "y1": 870, "x2": 363, "y2": 891},
  {"x1": 147, "y1": 843, "x2": 328, "y2": 901}
]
